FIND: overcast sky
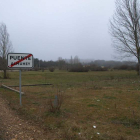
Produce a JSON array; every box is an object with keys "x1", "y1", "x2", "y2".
[{"x1": 0, "y1": 0, "x2": 116, "y2": 61}]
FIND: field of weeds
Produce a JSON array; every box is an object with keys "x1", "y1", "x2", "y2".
[{"x1": 0, "y1": 70, "x2": 140, "y2": 140}]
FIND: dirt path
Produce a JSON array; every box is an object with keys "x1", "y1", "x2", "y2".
[{"x1": 0, "y1": 96, "x2": 49, "y2": 140}]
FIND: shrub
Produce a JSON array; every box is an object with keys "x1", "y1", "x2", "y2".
[
  {"x1": 90, "y1": 64, "x2": 108, "y2": 71},
  {"x1": 114, "y1": 65, "x2": 136, "y2": 70},
  {"x1": 68, "y1": 64, "x2": 89, "y2": 72},
  {"x1": 49, "y1": 67, "x2": 55, "y2": 72},
  {"x1": 47, "y1": 91, "x2": 64, "y2": 113}
]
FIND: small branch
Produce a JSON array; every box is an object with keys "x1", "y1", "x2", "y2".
[{"x1": 1, "y1": 84, "x2": 24, "y2": 94}]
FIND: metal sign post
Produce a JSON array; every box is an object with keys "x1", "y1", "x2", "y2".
[
  {"x1": 19, "y1": 69, "x2": 22, "y2": 106},
  {"x1": 7, "y1": 53, "x2": 34, "y2": 106}
]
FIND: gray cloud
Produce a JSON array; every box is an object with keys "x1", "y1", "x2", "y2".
[{"x1": 0, "y1": 0, "x2": 115, "y2": 61}]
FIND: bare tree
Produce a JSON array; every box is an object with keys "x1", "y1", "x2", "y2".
[
  {"x1": 58, "y1": 57, "x2": 66, "y2": 70},
  {"x1": 110, "y1": 0, "x2": 140, "y2": 74},
  {"x1": 70, "y1": 56, "x2": 73, "y2": 65},
  {"x1": 73, "y1": 56, "x2": 80, "y2": 64},
  {"x1": 0, "y1": 23, "x2": 13, "y2": 78}
]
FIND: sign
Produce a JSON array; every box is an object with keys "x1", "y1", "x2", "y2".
[
  {"x1": 7, "y1": 53, "x2": 34, "y2": 106},
  {"x1": 7, "y1": 53, "x2": 33, "y2": 68}
]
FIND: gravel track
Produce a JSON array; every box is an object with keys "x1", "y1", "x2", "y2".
[{"x1": 0, "y1": 96, "x2": 49, "y2": 140}]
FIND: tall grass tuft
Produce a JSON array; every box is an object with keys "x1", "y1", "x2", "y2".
[{"x1": 47, "y1": 90, "x2": 64, "y2": 113}]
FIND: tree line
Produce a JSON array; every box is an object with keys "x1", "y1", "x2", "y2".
[{"x1": 33, "y1": 57, "x2": 137, "y2": 71}]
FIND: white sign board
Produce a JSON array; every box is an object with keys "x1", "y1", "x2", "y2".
[{"x1": 7, "y1": 53, "x2": 34, "y2": 68}]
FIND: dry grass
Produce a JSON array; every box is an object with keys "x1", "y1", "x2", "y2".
[
  {"x1": 0, "y1": 70, "x2": 140, "y2": 139},
  {"x1": 47, "y1": 89, "x2": 64, "y2": 113}
]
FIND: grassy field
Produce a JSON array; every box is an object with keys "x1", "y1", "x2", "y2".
[{"x1": 0, "y1": 70, "x2": 140, "y2": 140}]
